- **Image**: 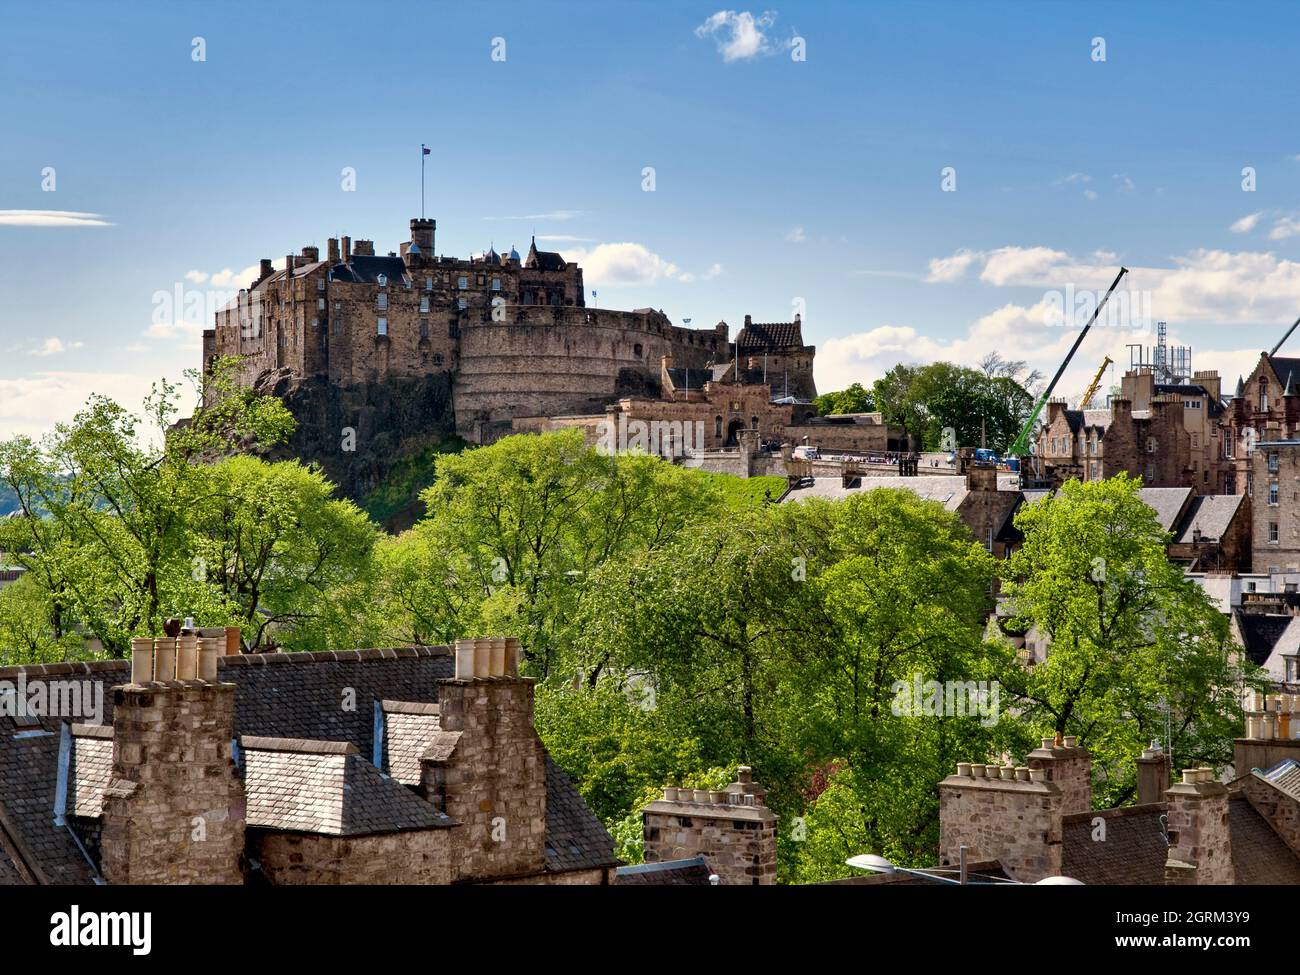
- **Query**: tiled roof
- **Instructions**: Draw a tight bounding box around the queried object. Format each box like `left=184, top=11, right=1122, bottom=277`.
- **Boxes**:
left=1138, top=486, right=1193, bottom=531
left=242, top=737, right=452, bottom=836
left=1061, top=805, right=1168, bottom=885
left=69, top=725, right=113, bottom=819
left=0, top=647, right=616, bottom=883
left=782, top=476, right=969, bottom=511
left=328, top=255, right=411, bottom=286
left=1233, top=611, right=1296, bottom=666
left=1229, top=793, right=1300, bottom=883
left=381, top=701, right=441, bottom=786
left=1173, top=493, right=1244, bottom=544
left=735, top=321, right=805, bottom=350
left=1261, top=759, right=1300, bottom=801
left=617, top=856, right=716, bottom=885
left=544, top=756, right=618, bottom=872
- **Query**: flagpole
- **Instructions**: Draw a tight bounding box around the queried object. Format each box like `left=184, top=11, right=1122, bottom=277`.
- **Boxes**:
left=421, top=144, right=425, bottom=219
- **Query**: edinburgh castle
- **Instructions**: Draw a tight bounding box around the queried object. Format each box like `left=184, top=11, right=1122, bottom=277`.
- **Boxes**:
left=203, top=216, right=817, bottom=449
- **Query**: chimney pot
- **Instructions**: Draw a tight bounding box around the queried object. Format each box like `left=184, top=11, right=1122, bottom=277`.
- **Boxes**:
left=970, top=763, right=987, bottom=778
left=489, top=637, right=507, bottom=677
left=130, top=637, right=154, bottom=684
left=1182, top=769, right=1198, bottom=785
left=153, top=638, right=176, bottom=682
left=198, top=636, right=221, bottom=680
left=454, top=638, right=475, bottom=680
left=956, top=762, right=972, bottom=777
left=663, top=787, right=678, bottom=801
left=176, top=634, right=198, bottom=680
left=1062, top=735, right=1078, bottom=748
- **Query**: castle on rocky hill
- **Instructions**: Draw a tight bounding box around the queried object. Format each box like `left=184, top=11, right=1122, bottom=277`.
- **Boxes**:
left=203, top=217, right=816, bottom=445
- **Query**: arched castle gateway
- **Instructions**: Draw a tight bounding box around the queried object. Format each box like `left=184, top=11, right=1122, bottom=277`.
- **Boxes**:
left=203, top=218, right=816, bottom=444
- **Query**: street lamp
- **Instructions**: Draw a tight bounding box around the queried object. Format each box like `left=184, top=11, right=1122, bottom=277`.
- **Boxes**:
left=846, top=845, right=1082, bottom=885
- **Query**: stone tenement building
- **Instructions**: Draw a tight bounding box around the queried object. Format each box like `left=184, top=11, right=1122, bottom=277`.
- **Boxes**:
left=0, top=635, right=624, bottom=885
left=203, top=217, right=814, bottom=445
left=935, top=735, right=1300, bottom=884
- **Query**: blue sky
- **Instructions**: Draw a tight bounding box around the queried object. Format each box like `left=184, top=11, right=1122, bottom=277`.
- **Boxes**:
left=4, top=0, right=1300, bottom=436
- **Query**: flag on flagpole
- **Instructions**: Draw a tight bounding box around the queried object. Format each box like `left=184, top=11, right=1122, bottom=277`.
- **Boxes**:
left=422, top=145, right=431, bottom=156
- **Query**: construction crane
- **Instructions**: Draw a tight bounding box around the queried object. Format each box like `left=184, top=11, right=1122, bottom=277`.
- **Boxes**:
left=1079, top=356, right=1113, bottom=409
left=1005, top=267, right=1130, bottom=461
left=1271, top=314, right=1300, bottom=356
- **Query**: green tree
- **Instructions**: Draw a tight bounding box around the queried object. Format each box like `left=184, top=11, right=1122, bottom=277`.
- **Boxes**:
left=814, top=382, right=876, bottom=416
left=0, top=360, right=294, bottom=654
left=997, top=475, right=1258, bottom=806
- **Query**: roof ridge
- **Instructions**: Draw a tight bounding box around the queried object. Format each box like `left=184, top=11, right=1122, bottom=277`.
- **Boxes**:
left=240, top=735, right=359, bottom=756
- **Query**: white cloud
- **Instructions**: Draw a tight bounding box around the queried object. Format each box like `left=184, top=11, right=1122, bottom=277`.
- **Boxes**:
left=1112, top=173, right=1136, bottom=193
left=679, top=263, right=723, bottom=283
left=1268, top=214, right=1300, bottom=241
left=0, top=371, right=176, bottom=440
left=0, top=210, right=112, bottom=227
left=785, top=226, right=806, bottom=243
left=556, top=243, right=721, bottom=286
left=27, top=337, right=84, bottom=357
left=695, top=9, right=779, bottom=62
left=181, top=263, right=262, bottom=289
left=925, top=248, right=978, bottom=283
left=536, top=235, right=593, bottom=243
left=485, top=210, right=587, bottom=222
left=1230, top=211, right=1263, bottom=234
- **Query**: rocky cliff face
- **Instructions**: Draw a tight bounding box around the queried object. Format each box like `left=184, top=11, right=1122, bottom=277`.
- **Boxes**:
left=253, top=369, right=458, bottom=526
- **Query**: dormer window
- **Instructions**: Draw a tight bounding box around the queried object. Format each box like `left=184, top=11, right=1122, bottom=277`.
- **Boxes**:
left=377, top=274, right=388, bottom=287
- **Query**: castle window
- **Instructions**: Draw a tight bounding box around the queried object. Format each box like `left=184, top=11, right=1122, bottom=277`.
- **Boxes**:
left=419, top=319, right=429, bottom=340
left=426, top=276, right=433, bottom=291
left=420, top=296, right=429, bottom=313
left=633, top=343, right=643, bottom=357
left=751, top=416, right=759, bottom=430
left=715, top=416, right=723, bottom=438
left=458, top=276, right=468, bottom=289
left=432, top=353, right=444, bottom=367
left=1270, top=522, right=1280, bottom=544
left=317, top=278, right=325, bottom=292
left=1270, top=483, right=1279, bottom=506
left=377, top=318, right=388, bottom=336
left=317, top=298, right=325, bottom=310
left=376, top=293, right=388, bottom=310
left=311, top=318, right=318, bottom=329
left=1270, top=452, right=1280, bottom=473
left=492, top=277, right=501, bottom=291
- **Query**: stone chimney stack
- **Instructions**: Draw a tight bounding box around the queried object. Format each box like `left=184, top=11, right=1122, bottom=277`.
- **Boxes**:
left=1026, top=735, right=1092, bottom=815
left=421, top=637, right=547, bottom=883
left=965, top=463, right=999, bottom=493
left=100, top=636, right=245, bottom=884
left=301, top=245, right=319, bottom=263
left=341, top=236, right=352, bottom=262
left=939, top=759, right=1063, bottom=883
left=641, top=767, right=778, bottom=885
left=353, top=239, right=375, bottom=257
left=327, top=238, right=340, bottom=264
left=256, top=258, right=274, bottom=285
left=1136, top=743, right=1171, bottom=805
left=1165, top=768, right=1233, bottom=885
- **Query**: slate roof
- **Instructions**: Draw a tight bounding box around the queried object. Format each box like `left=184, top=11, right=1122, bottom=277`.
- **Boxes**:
left=1155, top=384, right=1226, bottom=417
left=381, top=701, right=441, bottom=786
left=1061, top=805, right=1168, bottom=885
left=665, top=367, right=712, bottom=390
left=69, top=725, right=113, bottom=819
left=735, top=320, right=805, bottom=350
left=328, top=255, right=411, bottom=286
left=782, top=475, right=969, bottom=510
left=617, top=856, right=716, bottom=885
left=1260, top=758, right=1300, bottom=801
left=1138, top=486, right=1193, bottom=532
left=0, top=647, right=617, bottom=884
left=1233, top=611, right=1296, bottom=667
left=1173, top=493, right=1244, bottom=544
left=1228, top=793, right=1300, bottom=883
left=241, top=737, right=452, bottom=836
left=1268, top=355, right=1300, bottom=388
